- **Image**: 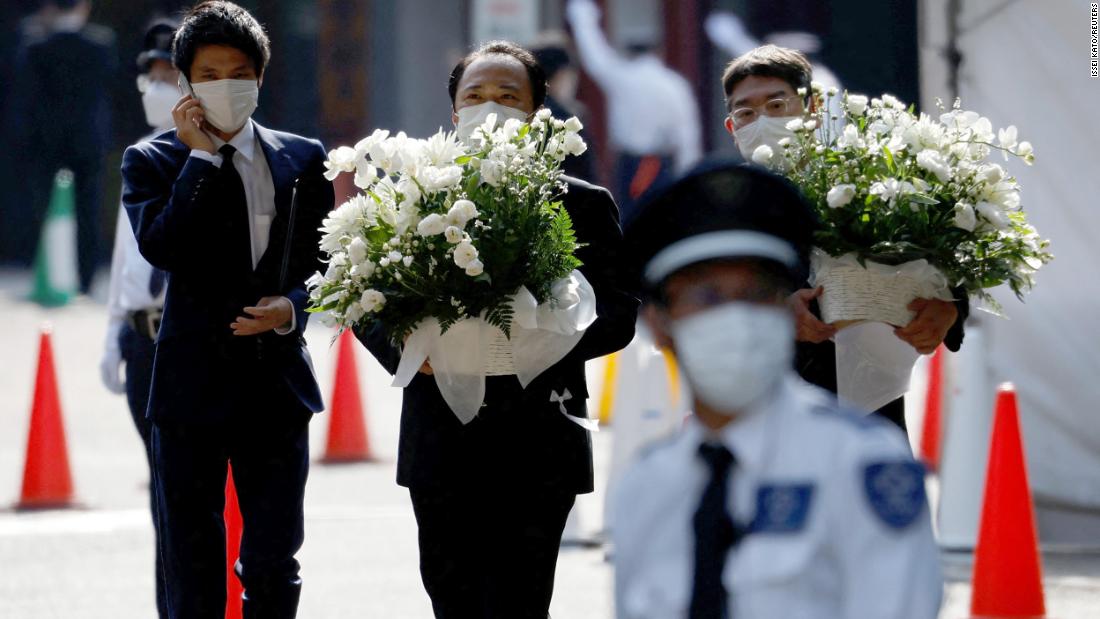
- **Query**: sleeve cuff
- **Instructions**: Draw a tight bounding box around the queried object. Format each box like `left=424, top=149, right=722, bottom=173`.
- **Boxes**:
left=274, top=296, right=296, bottom=335
left=190, top=149, right=223, bottom=168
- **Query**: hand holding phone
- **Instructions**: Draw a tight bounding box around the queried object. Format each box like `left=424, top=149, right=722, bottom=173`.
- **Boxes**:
left=173, top=75, right=216, bottom=154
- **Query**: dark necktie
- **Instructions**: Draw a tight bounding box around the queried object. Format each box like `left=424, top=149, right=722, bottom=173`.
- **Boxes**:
left=689, top=442, right=742, bottom=619
left=217, top=144, right=252, bottom=271
left=148, top=267, right=166, bottom=298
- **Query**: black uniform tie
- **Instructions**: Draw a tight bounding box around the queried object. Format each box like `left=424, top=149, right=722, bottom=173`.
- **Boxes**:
left=690, top=442, right=742, bottom=619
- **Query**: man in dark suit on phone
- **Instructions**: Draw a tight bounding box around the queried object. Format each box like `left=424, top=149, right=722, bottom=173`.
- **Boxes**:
left=359, top=41, right=638, bottom=619
left=120, top=3, right=333, bottom=617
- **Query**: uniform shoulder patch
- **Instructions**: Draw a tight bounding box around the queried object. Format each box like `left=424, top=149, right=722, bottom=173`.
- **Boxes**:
left=863, top=461, right=927, bottom=529
left=750, top=483, right=815, bottom=534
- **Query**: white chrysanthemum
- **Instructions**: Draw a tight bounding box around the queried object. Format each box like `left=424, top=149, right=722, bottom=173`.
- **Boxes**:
left=464, top=258, right=484, bottom=277
left=976, top=201, right=1010, bottom=230
left=501, top=117, right=524, bottom=141
left=751, top=144, right=774, bottom=165
left=420, top=165, right=464, bottom=193
left=915, top=149, right=951, bottom=183
left=846, top=94, right=869, bottom=116
left=826, top=184, right=857, bottom=208
left=417, top=213, right=447, bottom=237
left=564, top=116, right=583, bottom=132
left=563, top=132, right=587, bottom=157
left=344, top=303, right=365, bottom=324
left=444, top=226, right=464, bottom=244
left=480, top=159, right=504, bottom=187
left=953, top=201, right=977, bottom=231
left=447, top=200, right=479, bottom=227
left=347, top=237, right=369, bottom=266
left=360, top=289, right=386, bottom=313
left=394, top=202, right=420, bottom=235
left=421, top=129, right=465, bottom=166
left=837, top=124, right=862, bottom=149
left=452, top=241, right=479, bottom=268
left=319, top=195, right=373, bottom=253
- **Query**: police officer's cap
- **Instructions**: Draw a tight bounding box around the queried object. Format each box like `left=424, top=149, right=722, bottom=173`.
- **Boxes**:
left=625, top=159, right=818, bottom=290
left=136, top=20, right=178, bottom=71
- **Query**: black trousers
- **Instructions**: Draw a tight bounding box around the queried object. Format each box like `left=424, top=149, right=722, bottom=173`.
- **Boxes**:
left=152, top=373, right=310, bottom=619
left=409, top=482, right=576, bottom=619
left=118, top=323, right=167, bottom=618
left=26, top=153, right=104, bottom=292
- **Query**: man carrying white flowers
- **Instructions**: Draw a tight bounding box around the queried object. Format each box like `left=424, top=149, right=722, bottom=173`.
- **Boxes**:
left=356, top=41, right=638, bottom=618
left=719, top=44, right=968, bottom=432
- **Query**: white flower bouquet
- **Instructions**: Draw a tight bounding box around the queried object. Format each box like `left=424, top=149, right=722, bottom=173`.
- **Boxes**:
left=308, top=110, right=595, bottom=421
left=756, top=86, right=1052, bottom=326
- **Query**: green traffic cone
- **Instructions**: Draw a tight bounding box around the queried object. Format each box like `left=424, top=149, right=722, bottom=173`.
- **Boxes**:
left=29, top=169, right=79, bottom=307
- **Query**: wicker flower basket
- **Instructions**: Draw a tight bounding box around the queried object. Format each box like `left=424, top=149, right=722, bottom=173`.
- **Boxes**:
left=809, top=249, right=952, bottom=328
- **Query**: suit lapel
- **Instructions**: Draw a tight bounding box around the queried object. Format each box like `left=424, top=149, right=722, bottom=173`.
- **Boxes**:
left=253, top=122, right=296, bottom=282
left=254, top=122, right=294, bottom=216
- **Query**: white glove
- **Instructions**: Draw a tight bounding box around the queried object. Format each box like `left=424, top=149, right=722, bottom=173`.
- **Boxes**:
left=566, top=0, right=601, bottom=25
left=100, top=347, right=126, bottom=394
left=705, top=11, right=757, bottom=54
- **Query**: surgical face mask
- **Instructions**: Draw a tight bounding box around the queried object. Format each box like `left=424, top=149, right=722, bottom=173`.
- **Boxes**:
left=189, top=78, right=259, bottom=133
left=141, top=79, right=179, bottom=129
left=670, top=302, right=794, bottom=415
left=454, top=101, right=529, bottom=141
left=733, top=115, right=799, bottom=162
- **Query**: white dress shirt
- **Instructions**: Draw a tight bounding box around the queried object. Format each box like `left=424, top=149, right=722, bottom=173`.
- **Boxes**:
left=567, top=4, right=702, bottom=172
left=611, top=376, right=943, bottom=619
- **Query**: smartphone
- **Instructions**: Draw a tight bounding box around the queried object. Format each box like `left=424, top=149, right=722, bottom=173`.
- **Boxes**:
left=178, top=74, right=195, bottom=98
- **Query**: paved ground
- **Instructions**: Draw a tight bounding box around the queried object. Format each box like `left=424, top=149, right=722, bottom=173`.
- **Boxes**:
left=1, top=269, right=1097, bottom=618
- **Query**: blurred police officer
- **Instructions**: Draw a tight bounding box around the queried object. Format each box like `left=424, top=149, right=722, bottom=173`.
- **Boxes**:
left=15, top=0, right=116, bottom=291
left=614, top=162, right=942, bottom=618
left=99, top=19, right=177, bottom=618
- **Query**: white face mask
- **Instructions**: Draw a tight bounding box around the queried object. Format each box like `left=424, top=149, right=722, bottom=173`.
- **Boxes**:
left=142, top=80, right=179, bottom=130
left=671, top=303, right=794, bottom=415
left=454, top=101, right=529, bottom=141
left=190, top=78, right=259, bottom=133
left=733, top=115, right=799, bottom=162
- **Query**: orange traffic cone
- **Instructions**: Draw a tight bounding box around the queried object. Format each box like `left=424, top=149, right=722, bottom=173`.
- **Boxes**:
left=968, top=383, right=1046, bottom=618
left=919, top=346, right=946, bottom=472
left=322, top=329, right=372, bottom=462
left=226, top=465, right=243, bottom=619
left=17, top=327, right=75, bottom=509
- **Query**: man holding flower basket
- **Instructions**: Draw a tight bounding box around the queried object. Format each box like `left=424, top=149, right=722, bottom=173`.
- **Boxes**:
left=717, top=45, right=1049, bottom=428
left=312, top=41, right=637, bottom=617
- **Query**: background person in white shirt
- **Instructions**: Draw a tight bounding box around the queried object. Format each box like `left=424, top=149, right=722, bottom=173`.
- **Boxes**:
left=99, top=19, right=178, bottom=618
left=565, top=0, right=701, bottom=222
left=615, top=162, right=942, bottom=619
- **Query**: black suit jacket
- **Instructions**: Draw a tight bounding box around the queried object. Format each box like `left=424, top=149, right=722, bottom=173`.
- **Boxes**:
left=358, top=176, right=639, bottom=493
left=14, top=25, right=116, bottom=156
left=121, top=123, right=335, bottom=425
